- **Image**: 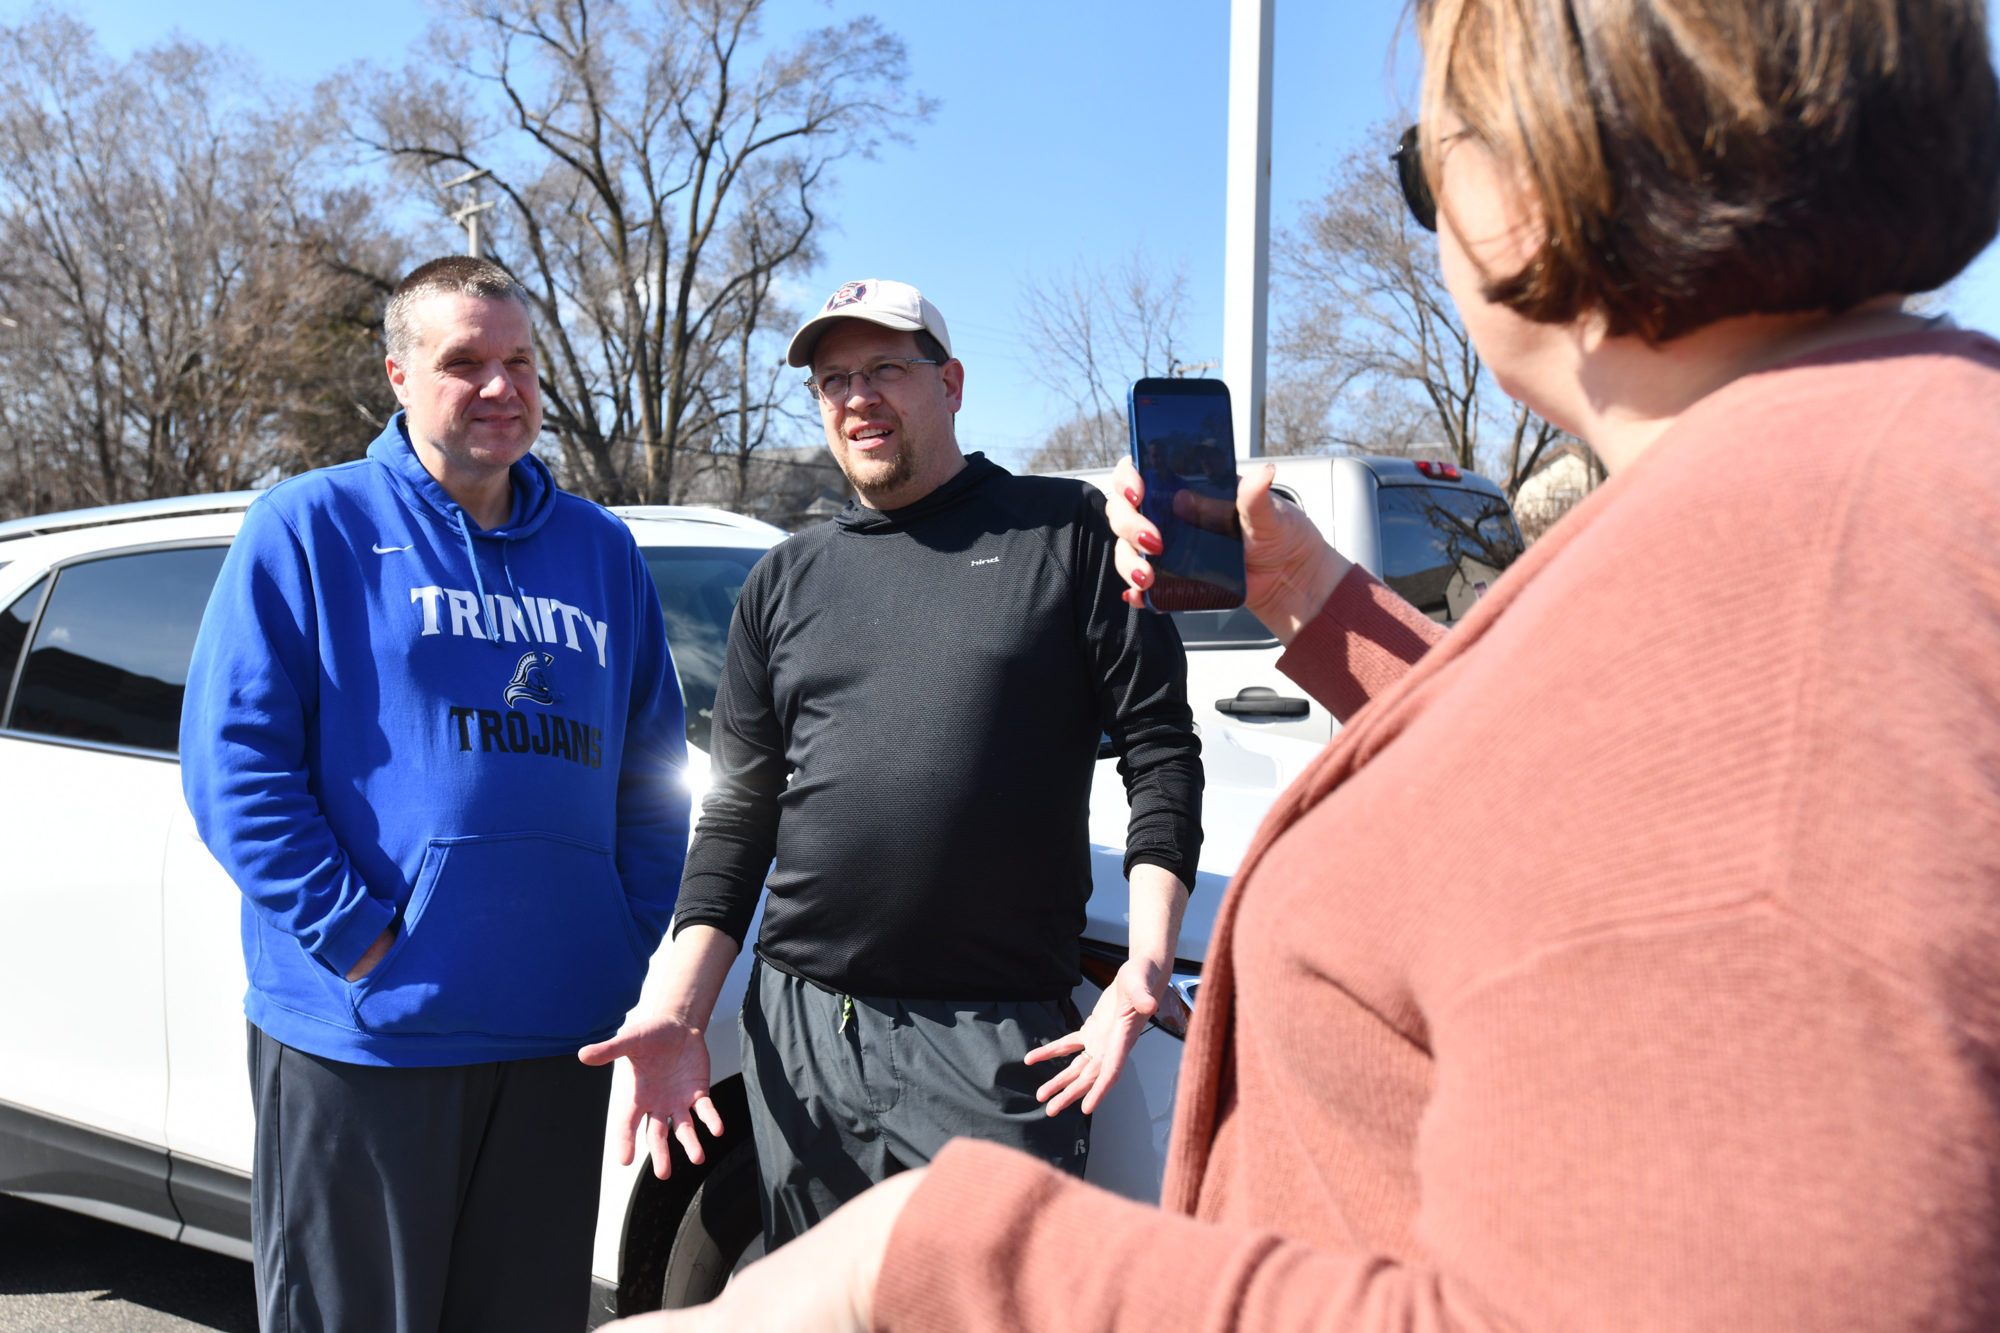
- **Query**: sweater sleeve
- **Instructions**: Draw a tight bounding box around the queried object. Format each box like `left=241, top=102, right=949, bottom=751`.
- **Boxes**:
left=1276, top=566, right=1443, bottom=723
left=878, top=911, right=1993, bottom=1333
left=613, top=536, right=690, bottom=948
left=178, top=499, right=394, bottom=977
left=877, top=1140, right=1385, bottom=1333
left=671, top=570, right=783, bottom=944
left=1074, top=486, right=1203, bottom=886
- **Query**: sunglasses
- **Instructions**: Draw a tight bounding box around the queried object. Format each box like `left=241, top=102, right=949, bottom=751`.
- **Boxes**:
left=1391, top=125, right=1438, bottom=232
left=1391, top=124, right=1475, bottom=233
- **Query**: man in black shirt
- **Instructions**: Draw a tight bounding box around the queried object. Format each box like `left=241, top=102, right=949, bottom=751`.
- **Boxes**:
left=581, top=279, right=1202, bottom=1248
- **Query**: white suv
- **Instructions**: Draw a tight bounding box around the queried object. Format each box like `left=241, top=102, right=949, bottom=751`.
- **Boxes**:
left=0, top=491, right=1313, bottom=1321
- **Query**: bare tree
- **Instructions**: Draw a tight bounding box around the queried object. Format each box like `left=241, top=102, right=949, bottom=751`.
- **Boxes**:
left=1021, top=253, right=1205, bottom=471
left=1274, top=123, right=1590, bottom=497
left=271, top=199, right=411, bottom=473
left=347, top=0, right=929, bottom=505
left=0, top=10, right=402, bottom=519
left=676, top=231, right=826, bottom=513
left=1025, top=408, right=1128, bottom=473
left=1261, top=372, right=1345, bottom=457
left=1512, top=439, right=1610, bottom=541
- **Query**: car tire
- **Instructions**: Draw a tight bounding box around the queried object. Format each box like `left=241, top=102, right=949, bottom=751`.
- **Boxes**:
left=658, top=1137, right=763, bottom=1309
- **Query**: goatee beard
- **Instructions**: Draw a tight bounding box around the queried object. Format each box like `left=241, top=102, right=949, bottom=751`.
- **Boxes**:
left=839, top=443, right=917, bottom=505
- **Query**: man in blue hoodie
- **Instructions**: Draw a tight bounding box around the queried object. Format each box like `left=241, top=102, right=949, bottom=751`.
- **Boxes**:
left=180, top=256, right=690, bottom=1332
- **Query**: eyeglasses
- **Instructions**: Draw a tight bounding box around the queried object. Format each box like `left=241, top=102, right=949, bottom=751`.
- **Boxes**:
left=1391, top=124, right=1439, bottom=232
left=804, top=356, right=940, bottom=402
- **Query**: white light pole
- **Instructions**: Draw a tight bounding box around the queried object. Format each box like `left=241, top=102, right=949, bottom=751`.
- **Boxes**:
left=443, top=167, right=496, bottom=258
left=1224, top=0, right=1274, bottom=458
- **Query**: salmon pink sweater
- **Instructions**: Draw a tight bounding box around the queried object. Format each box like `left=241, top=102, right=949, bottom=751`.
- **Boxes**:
left=873, top=330, right=2000, bottom=1332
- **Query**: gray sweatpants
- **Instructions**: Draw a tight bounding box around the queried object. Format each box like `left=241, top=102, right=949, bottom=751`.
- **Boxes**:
left=738, top=960, right=1091, bottom=1249
left=246, top=1023, right=611, bottom=1333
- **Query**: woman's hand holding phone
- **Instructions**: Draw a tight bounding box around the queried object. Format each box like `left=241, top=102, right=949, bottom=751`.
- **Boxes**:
left=1106, top=456, right=1353, bottom=646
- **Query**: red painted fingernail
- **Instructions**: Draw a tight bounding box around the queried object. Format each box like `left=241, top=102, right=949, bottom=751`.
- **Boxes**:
left=1124, top=487, right=1140, bottom=506
left=1137, top=531, right=1163, bottom=555
left=1134, top=566, right=1152, bottom=586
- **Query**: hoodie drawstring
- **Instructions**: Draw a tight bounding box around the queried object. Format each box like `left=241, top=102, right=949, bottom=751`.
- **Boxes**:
left=499, top=541, right=526, bottom=620
left=455, top=509, right=502, bottom=646
left=496, top=540, right=559, bottom=700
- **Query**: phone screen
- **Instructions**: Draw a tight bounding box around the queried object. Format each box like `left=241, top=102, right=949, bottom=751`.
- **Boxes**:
left=1128, top=378, right=1245, bottom=612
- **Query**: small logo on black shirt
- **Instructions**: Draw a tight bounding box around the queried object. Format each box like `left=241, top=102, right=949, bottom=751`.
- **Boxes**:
left=969, top=556, right=1000, bottom=567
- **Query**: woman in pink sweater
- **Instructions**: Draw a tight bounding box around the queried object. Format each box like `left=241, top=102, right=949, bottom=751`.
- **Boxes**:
left=618, top=1, right=2000, bottom=1329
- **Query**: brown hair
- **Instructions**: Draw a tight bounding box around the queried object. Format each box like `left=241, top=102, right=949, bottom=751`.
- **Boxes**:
left=1418, top=0, right=2000, bottom=342
left=384, top=257, right=534, bottom=363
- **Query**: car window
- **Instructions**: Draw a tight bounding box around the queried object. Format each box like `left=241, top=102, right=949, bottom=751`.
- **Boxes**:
left=1170, top=605, right=1278, bottom=650
left=1378, top=484, right=1525, bottom=625
left=9, top=546, right=228, bottom=752
left=641, top=546, right=769, bottom=752
left=0, top=575, right=49, bottom=717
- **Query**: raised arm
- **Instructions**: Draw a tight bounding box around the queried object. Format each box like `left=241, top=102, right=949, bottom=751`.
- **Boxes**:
left=1103, top=456, right=1346, bottom=644
left=1103, top=458, right=1441, bottom=722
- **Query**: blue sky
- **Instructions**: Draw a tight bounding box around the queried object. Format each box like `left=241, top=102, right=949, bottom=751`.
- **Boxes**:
left=46, top=0, right=2000, bottom=469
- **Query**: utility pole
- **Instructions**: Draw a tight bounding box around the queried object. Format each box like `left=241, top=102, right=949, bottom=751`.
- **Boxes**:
left=443, top=168, right=495, bottom=257
left=1224, top=0, right=1274, bottom=458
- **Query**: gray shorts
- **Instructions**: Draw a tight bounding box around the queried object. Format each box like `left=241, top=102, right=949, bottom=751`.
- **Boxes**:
left=738, top=960, right=1091, bottom=1248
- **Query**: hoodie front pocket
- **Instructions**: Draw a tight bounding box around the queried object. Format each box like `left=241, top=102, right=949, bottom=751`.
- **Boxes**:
left=349, top=831, right=649, bottom=1040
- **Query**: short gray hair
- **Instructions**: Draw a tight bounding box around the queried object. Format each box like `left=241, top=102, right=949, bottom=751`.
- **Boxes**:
left=384, top=257, right=534, bottom=363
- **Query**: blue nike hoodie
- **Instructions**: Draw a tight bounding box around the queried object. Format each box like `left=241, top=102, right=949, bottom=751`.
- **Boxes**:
left=180, top=416, right=689, bottom=1066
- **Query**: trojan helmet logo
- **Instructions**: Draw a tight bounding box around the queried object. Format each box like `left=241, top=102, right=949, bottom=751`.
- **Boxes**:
left=826, top=280, right=869, bottom=311
left=503, top=651, right=558, bottom=709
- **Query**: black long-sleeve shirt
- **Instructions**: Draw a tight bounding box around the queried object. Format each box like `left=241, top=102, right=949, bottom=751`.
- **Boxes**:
left=674, top=454, right=1203, bottom=999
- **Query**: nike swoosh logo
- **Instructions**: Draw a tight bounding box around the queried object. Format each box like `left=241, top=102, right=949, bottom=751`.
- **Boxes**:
left=372, top=543, right=413, bottom=554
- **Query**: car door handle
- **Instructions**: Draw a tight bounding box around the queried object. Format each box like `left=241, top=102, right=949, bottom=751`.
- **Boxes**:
left=1214, top=687, right=1310, bottom=719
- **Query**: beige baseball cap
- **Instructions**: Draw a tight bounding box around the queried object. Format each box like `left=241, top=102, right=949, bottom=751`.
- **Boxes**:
left=786, top=278, right=953, bottom=368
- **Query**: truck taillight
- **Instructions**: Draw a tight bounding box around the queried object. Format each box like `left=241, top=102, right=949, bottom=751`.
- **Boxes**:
left=1415, top=460, right=1462, bottom=481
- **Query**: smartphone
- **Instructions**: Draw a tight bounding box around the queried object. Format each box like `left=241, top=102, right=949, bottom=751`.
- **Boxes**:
left=1128, top=377, right=1245, bottom=612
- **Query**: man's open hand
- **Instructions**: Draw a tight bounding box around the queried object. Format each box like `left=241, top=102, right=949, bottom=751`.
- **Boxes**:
left=1025, top=957, right=1162, bottom=1117
left=579, top=1016, right=723, bottom=1179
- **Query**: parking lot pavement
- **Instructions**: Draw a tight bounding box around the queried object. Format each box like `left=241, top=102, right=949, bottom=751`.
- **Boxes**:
left=0, top=1194, right=255, bottom=1332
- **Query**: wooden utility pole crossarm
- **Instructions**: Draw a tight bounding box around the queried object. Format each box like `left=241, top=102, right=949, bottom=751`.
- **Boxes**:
left=442, top=167, right=495, bottom=257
